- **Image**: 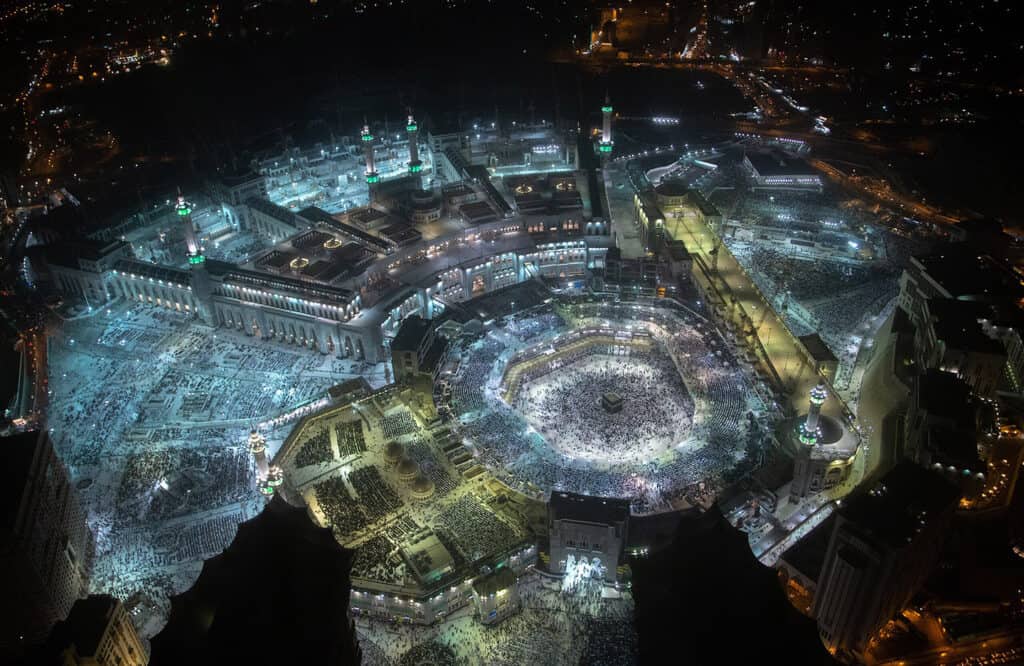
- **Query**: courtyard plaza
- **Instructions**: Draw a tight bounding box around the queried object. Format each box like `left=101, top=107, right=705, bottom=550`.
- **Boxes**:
left=46, top=299, right=388, bottom=637
left=441, top=302, right=770, bottom=515
left=277, top=386, right=542, bottom=608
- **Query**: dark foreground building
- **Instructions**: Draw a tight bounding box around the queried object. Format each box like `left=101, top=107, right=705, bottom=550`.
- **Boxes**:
left=1, top=431, right=95, bottom=658
left=149, top=495, right=361, bottom=665
left=632, top=506, right=833, bottom=665
left=39, top=594, right=146, bottom=666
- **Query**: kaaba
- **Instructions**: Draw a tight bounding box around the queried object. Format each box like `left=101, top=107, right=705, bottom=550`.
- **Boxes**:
left=601, top=391, right=624, bottom=413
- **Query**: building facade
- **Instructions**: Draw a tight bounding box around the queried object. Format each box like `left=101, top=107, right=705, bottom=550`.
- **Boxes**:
left=47, top=595, right=147, bottom=666
left=813, top=463, right=959, bottom=659
left=1, top=431, right=95, bottom=654
left=548, top=492, right=630, bottom=583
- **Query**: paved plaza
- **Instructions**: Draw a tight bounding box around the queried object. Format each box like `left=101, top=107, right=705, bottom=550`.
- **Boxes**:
left=47, top=300, right=387, bottom=636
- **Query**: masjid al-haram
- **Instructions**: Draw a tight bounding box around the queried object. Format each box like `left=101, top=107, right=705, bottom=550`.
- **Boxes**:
left=15, top=92, right=932, bottom=663
left=9, top=1, right=1024, bottom=663
left=26, top=121, right=878, bottom=661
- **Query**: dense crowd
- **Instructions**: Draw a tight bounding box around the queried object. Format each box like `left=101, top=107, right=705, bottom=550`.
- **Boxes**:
left=444, top=305, right=766, bottom=512
left=295, top=428, right=333, bottom=467
left=315, top=476, right=369, bottom=534
left=405, top=440, right=458, bottom=497
left=336, top=420, right=368, bottom=457
left=732, top=243, right=898, bottom=365
left=350, top=465, right=404, bottom=521
left=380, top=411, right=418, bottom=439
left=514, top=349, right=693, bottom=463
left=504, top=313, right=565, bottom=342
left=357, top=570, right=638, bottom=665
left=352, top=535, right=404, bottom=584
left=434, top=496, right=521, bottom=562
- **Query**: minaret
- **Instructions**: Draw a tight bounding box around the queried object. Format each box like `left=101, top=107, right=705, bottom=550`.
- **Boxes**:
left=175, top=192, right=214, bottom=324
left=248, top=428, right=269, bottom=479
left=797, top=382, right=829, bottom=445
left=599, top=92, right=614, bottom=155
left=361, top=121, right=379, bottom=190
left=175, top=193, right=202, bottom=264
left=406, top=110, right=422, bottom=176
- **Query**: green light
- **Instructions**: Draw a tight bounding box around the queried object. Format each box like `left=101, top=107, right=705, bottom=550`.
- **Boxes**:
left=601, top=105, right=613, bottom=113
left=797, top=424, right=818, bottom=445
left=406, top=124, right=417, bottom=132
left=599, top=143, right=613, bottom=153
left=409, top=163, right=422, bottom=173
left=361, top=134, right=374, bottom=142
left=188, top=254, right=205, bottom=265
left=366, top=174, right=380, bottom=184
left=176, top=206, right=191, bottom=217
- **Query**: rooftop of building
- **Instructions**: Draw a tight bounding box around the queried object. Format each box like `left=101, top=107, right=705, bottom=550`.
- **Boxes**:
left=391, top=315, right=432, bottom=353
left=687, top=189, right=721, bottom=218
left=419, top=336, right=448, bottom=374
left=44, top=238, right=130, bottom=269
left=799, top=333, right=839, bottom=364
left=113, top=259, right=190, bottom=284
left=213, top=260, right=355, bottom=303
left=46, top=594, right=119, bottom=658
left=744, top=151, right=818, bottom=177
left=923, top=426, right=983, bottom=472
left=912, top=246, right=1024, bottom=302
left=549, top=491, right=630, bottom=525
left=927, top=299, right=1005, bottom=356
left=297, top=206, right=391, bottom=253
left=653, top=181, right=691, bottom=198
left=245, top=196, right=299, bottom=225
left=838, top=461, right=960, bottom=551
left=781, top=513, right=837, bottom=584
left=460, top=201, right=499, bottom=224
left=636, top=190, right=664, bottom=223
left=916, top=368, right=977, bottom=424
left=219, top=168, right=264, bottom=188
left=472, top=567, right=517, bottom=597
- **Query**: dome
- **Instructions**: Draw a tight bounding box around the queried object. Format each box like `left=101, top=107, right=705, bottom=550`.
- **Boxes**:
left=384, top=441, right=404, bottom=464
left=397, top=457, right=419, bottom=480
left=410, top=473, right=435, bottom=499
left=411, top=189, right=436, bottom=206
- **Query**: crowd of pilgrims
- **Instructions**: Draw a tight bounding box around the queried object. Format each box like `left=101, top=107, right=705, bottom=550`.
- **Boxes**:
left=358, top=569, right=637, bottom=665
left=730, top=241, right=898, bottom=369
left=435, top=495, right=521, bottom=562
left=441, top=303, right=767, bottom=513
left=513, top=347, right=693, bottom=461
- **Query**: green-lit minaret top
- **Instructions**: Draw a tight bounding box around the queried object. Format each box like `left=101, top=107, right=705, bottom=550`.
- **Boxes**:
left=600, top=92, right=614, bottom=155
left=175, top=193, right=204, bottom=264
left=407, top=110, right=422, bottom=176
left=361, top=123, right=379, bottom=185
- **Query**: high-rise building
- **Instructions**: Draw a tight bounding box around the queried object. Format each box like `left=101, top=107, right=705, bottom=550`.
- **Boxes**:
left=44, top=594, right=147, bottom=666
left=0, top=431, right=95, bottom=656
left=813, top=462, right=960, bottom=659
